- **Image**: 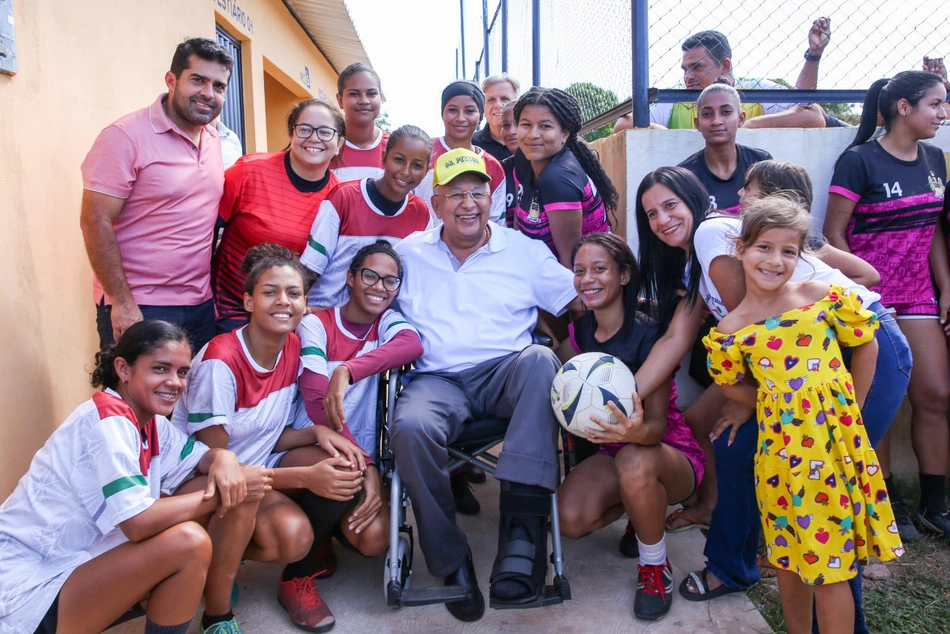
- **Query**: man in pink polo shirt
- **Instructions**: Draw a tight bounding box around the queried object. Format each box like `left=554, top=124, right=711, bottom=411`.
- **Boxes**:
left=80, top=37, right=232, bottom=353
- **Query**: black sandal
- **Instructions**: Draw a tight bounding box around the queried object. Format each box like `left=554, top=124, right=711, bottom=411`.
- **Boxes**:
left=678, top=568, right=743, bottom=602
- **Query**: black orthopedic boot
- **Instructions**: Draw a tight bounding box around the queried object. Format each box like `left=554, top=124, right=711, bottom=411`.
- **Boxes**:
left=490, top=481, right=551, bottom=607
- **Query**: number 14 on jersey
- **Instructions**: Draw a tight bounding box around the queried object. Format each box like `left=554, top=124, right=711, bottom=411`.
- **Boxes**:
left=883, top=182, right=902, bottom=198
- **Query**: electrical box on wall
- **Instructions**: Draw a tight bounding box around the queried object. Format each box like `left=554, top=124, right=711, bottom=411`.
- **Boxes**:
left=0, top=0, right=17, bottom=76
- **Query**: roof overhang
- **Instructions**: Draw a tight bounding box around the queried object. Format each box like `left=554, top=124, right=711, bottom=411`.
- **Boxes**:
left=282, top=0, right=372, bottom=74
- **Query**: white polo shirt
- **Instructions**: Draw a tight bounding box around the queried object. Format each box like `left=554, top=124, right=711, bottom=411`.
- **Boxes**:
left=394, top=225, right=576, bottom=373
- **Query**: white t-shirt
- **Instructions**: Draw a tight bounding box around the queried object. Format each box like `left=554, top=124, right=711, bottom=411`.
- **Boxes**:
left=216, top=120, right=244, bottom=169
left=295, top=307, right=417, bottom=460
left=693, top=215, right=882, bottom=321
left=394, top=225, right=576, bottom=373
left=173, top=328, right=300, bottom=466
left=0, top=390, right=207, bottom=632
left=650, top=77, right=796, bottom=127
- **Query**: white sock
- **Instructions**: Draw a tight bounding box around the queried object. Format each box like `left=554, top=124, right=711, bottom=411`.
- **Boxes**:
left=637, top=535, right=667, bottom=566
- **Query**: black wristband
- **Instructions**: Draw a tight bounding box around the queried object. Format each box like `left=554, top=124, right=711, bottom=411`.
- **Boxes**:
left=804, top=50, right=822, bottom=62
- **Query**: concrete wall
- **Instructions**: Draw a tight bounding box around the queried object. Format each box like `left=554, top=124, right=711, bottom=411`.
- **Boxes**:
left=0, top=0, right=344, bottom=498
left=608, top=126, right=950, bottom=479
left=611, top=126, right=950, bottom=256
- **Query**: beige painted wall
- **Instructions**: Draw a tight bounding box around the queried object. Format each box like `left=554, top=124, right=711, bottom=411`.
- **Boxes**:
left=216, top=0, right=338, bottom=153
left=263, top=66, right=309, bottom=153
left=0, top=0, right=345, bottom=498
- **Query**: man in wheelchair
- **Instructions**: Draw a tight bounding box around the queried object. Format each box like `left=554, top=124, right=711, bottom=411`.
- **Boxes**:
left=391, top=148, right=581, bottom=621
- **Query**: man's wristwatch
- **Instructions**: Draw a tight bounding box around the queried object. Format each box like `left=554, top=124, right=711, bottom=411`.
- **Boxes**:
left=804, top=50, right=822, bottom=62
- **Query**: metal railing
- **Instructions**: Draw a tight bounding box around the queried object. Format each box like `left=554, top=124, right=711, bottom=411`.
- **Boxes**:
left=458, top=0, right=948, bottom=131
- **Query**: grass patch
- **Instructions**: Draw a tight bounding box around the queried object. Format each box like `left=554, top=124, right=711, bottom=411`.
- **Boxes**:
left=747, top=477, right=950, bottom=633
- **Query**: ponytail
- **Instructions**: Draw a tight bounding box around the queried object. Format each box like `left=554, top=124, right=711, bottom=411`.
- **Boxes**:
left=843, top=71, right=944, bottom=158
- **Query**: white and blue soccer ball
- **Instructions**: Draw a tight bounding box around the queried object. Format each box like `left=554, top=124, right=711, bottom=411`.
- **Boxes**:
left=550, top=352, right=637, bottom=438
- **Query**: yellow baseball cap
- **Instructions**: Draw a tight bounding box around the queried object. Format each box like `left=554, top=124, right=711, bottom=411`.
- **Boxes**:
left=432, top=148, right=492, bottom=187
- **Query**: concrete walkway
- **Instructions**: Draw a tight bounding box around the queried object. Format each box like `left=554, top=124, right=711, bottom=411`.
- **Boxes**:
left=113, top=481, right=770, bottom=634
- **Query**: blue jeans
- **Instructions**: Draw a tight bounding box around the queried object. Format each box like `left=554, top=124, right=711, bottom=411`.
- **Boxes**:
left=96, top=298, right=216, bottom=355
left=859, top=305, right=913, bottom=447
left=705, top=302, right=912, bottom=634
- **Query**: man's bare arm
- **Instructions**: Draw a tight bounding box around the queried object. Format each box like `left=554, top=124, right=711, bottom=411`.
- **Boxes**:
left=79, top=189, right=142, bottom=340
left=795, top=17, right=831, bottom=90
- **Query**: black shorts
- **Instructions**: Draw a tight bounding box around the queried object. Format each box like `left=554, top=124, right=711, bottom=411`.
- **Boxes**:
left=34, top=591, right=146, bottom=633
left=33, top=592, right=59, bottom=634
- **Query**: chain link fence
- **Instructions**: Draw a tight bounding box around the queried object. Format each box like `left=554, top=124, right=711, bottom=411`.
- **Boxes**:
left=460, top=0, right=948, bottom=131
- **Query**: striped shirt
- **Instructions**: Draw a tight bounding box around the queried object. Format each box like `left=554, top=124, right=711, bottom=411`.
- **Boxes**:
left=297, top=308, right=418, bottom=460
left=213, top=152, right=339, bottom=326
left=329, top=130, right=388, bottom=183
left=301, top=178, right=431, bottom=307
left=0, top=390, right=206, bottom=632
left=173, top=329, right=301, bottom=466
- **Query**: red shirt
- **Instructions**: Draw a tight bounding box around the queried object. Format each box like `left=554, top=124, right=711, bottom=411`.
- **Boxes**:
left=213, top=152, right=339, bottom=324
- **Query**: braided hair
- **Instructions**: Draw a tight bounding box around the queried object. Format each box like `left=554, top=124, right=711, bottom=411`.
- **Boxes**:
left=513, top=87, right=619, bottom=213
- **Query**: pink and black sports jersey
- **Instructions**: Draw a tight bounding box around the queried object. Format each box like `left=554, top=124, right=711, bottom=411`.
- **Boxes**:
left=512, top=147, right=610, bottom=261
left=568, top=311, right=705, bottom=487
left=678, top=145, right=772, bottom=215
left=830, top=140, right=947, bottom=315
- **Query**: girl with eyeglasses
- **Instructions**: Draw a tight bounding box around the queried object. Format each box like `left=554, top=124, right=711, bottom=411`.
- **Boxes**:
left=212, top=99, right=345, bottom=333
left=301, top=125, right=433, bottom=310
left=288, top=240, right=423, bottom=623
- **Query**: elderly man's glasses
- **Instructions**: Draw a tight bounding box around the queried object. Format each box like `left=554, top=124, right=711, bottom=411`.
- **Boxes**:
left=436, top=191, right=490, bottom=205
left=352, top=267, right=401, bottom=291
left=292, top=124, right=339, bottom=141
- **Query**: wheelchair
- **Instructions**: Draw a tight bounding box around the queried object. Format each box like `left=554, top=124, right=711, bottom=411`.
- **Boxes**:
left=377, top=362, right=572, bottom=610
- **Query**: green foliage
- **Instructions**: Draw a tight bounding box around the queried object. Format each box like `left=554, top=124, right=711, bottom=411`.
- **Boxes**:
left=565, top=82, right=618, bottom=142
left=375, top=110, right=392, bottom=134
left=820, top=102, right=860, bottom=125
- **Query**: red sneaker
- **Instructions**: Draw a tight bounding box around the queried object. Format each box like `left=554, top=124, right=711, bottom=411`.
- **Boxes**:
left=312, top=537, right=337, bottom=579
left=634, top=558, right=674, bottom=621
left=278, top=571, right=335, bottom=632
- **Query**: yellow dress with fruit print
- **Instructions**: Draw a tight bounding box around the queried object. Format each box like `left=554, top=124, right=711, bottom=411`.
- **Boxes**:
left=703, top=285, right=902, bottom=585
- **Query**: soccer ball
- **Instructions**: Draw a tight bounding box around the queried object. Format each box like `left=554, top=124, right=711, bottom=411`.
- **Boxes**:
left=550, top=352, right=637, bottom=438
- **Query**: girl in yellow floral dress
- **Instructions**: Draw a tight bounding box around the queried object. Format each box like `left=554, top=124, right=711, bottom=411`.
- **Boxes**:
left=703, top=197, right=902, bottom=634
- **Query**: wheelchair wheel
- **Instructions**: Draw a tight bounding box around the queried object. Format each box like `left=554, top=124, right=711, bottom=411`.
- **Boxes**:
left=384, top=534, right=412, bottom=607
